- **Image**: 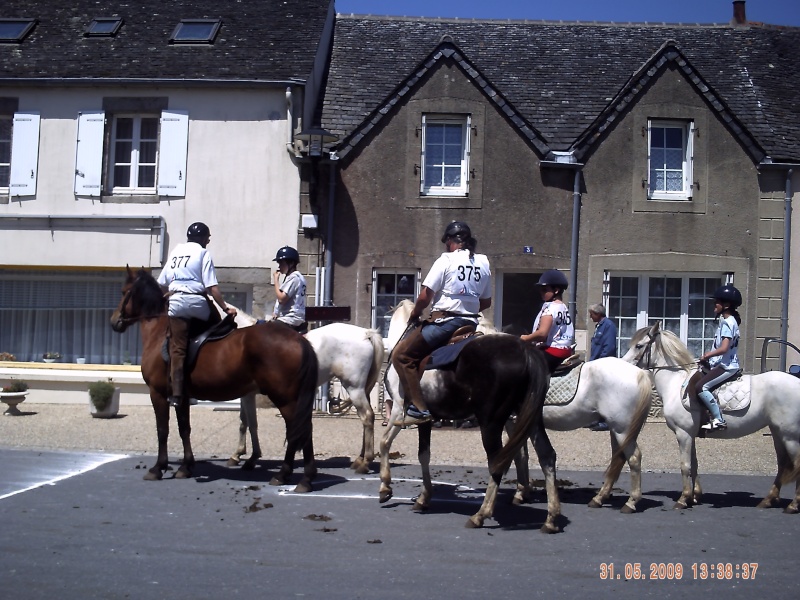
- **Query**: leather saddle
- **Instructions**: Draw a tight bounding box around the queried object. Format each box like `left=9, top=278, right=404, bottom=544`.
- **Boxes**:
left=422, top=325, right=482, bottom=371
left=162, top=313, right=238, bottom=371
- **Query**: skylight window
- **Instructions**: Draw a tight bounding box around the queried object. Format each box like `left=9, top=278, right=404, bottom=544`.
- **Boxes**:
left=170, top=19, right=221, bottom=44
left=0, top=19, right=36, bottom=43
left=86, top=17, right=123, bottom=37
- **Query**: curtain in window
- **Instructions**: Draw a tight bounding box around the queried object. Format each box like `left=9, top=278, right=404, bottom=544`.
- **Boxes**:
left=0, top=270, right=141, bottom=364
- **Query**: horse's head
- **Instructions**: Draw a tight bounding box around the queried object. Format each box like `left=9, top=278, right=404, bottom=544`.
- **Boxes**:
left=621, top=322, right=661, bottom=368
left=622, top=322, right=694, bottom=372
left=110, top=266, right=165, bottom=332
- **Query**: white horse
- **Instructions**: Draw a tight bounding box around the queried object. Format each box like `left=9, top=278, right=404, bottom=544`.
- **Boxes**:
left=383, top=300, right=652, bottom=514
left=622, top=322, right=800, bottom=512
left=232, top=310, right=385, bottom=473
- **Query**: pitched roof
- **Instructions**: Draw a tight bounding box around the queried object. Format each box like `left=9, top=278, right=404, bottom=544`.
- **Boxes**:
left=0, top=0, right=333, bottom=84
left=321, top=16, right=800, bottom=162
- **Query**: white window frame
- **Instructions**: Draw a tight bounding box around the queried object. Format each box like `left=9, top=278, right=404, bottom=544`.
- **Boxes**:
left=371, top=268, right=420, bottom=340
left=1, top=112, right=41, bottom=196
left=109, top=114, right=159, bottom=194
left=0, top=115, right=10, bottom=192
left=420, top=114, right=471, bottom=197
left=608, top=272, right=729, bottom=357
left=647, top=119, right=694, bottom=200
left=74, top=109, right=188, bottom=197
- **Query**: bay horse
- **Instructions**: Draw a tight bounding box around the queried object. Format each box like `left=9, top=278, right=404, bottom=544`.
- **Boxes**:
left=623, top=322, right=800, bottom=512
left=382, top=319, right=560, bottom=531
left=110, top=267, right=319, bottom=492
left=386, top=300, right=652, bottom=513
left=232, top=313, right=385, bottom=474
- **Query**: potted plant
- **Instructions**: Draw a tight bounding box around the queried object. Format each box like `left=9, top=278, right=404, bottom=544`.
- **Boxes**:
left=43, top=351, right=62, bottom=363
left=1, top=380, right=29, bottom=416
left=88, top=380, right=120, bottom=418
left=0, top=352, right=17, bottom=362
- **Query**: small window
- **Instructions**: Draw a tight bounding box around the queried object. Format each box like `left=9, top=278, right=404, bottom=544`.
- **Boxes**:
left=86, top=17, right=123, bottom=37
left=420, top=114, right=471, bottom=196
left=170, top=19, right=221, bottom=44
left=647, top=119, right=694, bottom=200
left=0, top=19, right=36, bottom=43
left=372, top=269, right=419, bottom=339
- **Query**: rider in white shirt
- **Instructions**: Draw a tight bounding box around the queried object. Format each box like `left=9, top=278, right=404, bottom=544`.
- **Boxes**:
left=271, top=246, right=307, bottom=334
left=157, top=222, right=236, bottom=407
left=696, top=284, right=742, bottom=431
left=392, top=221, right=492, bottom=423
left=521, top=269, right=575, bottom=373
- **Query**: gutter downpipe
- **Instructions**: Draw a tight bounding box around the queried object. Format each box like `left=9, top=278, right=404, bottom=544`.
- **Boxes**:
left=781, top=169, right=793, bottom=370
left=324, top=153, right=339, bottom=307
left=569, top=168, right=582, bottom=325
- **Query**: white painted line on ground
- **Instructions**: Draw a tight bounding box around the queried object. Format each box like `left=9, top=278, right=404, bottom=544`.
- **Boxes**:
left=274, top=476, right=483, bottom=503
left=0, top=453, right=128, bottom=500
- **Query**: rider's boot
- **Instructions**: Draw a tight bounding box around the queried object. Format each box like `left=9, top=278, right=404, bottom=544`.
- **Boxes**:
left=168, top=317, right=190, bottom=408
left=392, top=325, right=433, bottom=425
left=698, top=390, right=726, bottom=430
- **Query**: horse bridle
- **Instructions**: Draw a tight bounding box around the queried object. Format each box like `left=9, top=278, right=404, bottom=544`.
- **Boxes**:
left=631, top=328, right=699, bottom=373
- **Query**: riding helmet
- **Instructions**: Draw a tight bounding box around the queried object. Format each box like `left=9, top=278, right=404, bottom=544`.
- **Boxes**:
left=187, top=222, right=210, bottom=246
left=274, top=246, right=300, bottom=263
left=441, top=221, right=471, bottom=243
left=537, top=269, right=569, bottom=289
left=713, top=284, right=742, bottom=308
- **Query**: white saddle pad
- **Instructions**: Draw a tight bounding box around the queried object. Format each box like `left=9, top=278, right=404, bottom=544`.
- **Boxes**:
left=545, top=364, right=582, bottom=406
left=681, top=373, right=751, bottom=412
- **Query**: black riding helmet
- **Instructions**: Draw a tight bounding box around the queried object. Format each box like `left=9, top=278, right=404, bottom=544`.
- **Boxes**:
left=713, top=284, right=742, bottom=308
left=274, top=246, right=300, bottom=263
left=441, top=221, right=471, bottom=243
left=537, top=269, right=569, bottom=289
left=187, top=222, right=210, bottom=247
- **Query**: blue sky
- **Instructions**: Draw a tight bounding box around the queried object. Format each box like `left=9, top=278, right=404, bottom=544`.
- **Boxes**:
left=335, top=1, right=800, bottom=27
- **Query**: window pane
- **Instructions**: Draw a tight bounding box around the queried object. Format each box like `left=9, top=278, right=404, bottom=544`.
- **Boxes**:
left=115, top=140, right=132, bottom=161
left=651, top=128, right=664, bottom=146
left=140, top=118, right=159, bottom=139
left=377, top=274, right=396, bottom=294
left=665, top=148, right=683, bottom=169
left=664, top=128, right=683, bottom=147
left=444, top=124, right=462, bottom=143
left=0, top=142, right=10, bottom=164
left=444, top=144, right=462, bottom=163
left=443, top=167, right=461, bottom=186
left=115, top=118, right=133, bottom=139
left=397, top=274, right=414, bottom=295
left=687, top=339, right=703, bottom=358
left=139, top=140, right=157, bottom=163
left=114, top=165, right=131, bottom=187
left=665, top=278, right=682, bottom=297
left=426, top=124, right=444, bottom=144
left=0, top=165, right=9, bottom=187
left=138, top=165, right=156, bottom=188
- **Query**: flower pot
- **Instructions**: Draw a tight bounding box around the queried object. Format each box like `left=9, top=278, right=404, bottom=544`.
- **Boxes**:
left=89, top=387, right=120, bottom=418
left=0, top=391, right=28, bottom=416
left=43, top=358, right=56, bottom=363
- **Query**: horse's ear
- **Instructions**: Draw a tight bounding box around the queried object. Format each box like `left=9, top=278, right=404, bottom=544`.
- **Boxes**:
left=126, top=264, right=132, bottom=276
left=652, top=321, right=661, bottom=334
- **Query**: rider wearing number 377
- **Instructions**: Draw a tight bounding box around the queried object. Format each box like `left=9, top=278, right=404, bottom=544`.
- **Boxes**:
left=392, top=221, right=492, bottom=424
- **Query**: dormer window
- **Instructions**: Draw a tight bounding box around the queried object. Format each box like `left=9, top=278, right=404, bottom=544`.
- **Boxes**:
left=86, top=17, right=123, bottom=37
left=0, top=19, right=36, bottom=43
left=170, top=19, right=221, bottom=44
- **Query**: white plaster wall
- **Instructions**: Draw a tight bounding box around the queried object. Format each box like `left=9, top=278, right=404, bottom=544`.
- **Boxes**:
left=788, top=171, right=800, bottom=356
left=0, top=86, right=301, bottom=270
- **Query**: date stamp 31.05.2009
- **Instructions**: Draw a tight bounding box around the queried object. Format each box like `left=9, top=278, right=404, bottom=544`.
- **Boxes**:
left=599, top=562, right=759, bottom=581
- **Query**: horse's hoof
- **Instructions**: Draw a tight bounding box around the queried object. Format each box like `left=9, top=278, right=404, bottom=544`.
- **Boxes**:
left=379, top=489, right=393, bottom=504
left=512, top=496, right=524, bottom=506
left=673, top=500, right=689, bottom=510
left=756, top=498, right=777, bottom=509
left=465, top=516, right=483, bottom=528
left=353, top=462, right=370, bottom=475
left=620, top=504, right=636, bottom=514
left=175, top=467, right=192, bottom=479
left=226, top=458, right=240, bottom=467
left=588, top=498, right=603, bottom=508
left=782, top=505, right=798, bottom=514
left=269, top=476, right=286, bottom=486
left=412, top=501, right=428, bottom=513
left=540, top=522, right=561, bottom=534
left=242, top=459, right=257, bottom=472
left=143, top=469, right=163, bottom=481
left=294, top=480, right=313, bottom=494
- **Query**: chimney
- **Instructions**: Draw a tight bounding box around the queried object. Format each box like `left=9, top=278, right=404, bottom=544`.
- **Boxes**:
left=732, top=1, right=747, bottom=26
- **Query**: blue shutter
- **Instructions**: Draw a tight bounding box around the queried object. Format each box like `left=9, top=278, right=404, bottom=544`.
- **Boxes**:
left=9, top=112, right=40, bottom=197
left=157, top=110, right=189, bottom=196
left=74, top=111, right=105, bottom=196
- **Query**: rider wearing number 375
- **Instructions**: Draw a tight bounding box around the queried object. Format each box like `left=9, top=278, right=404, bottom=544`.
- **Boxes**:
left=392, top=221, right=492, bottom=424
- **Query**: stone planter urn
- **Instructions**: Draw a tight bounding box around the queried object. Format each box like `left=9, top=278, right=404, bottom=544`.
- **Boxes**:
left=88, top=383, right=120, bottom=418
left=0, top=391, right=28, bottom=416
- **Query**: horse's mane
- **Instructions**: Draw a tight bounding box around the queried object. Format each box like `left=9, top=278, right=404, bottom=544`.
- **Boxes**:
left=133, top=269, right=167, bottom=316
left=655, top=328, right=696, bottom=372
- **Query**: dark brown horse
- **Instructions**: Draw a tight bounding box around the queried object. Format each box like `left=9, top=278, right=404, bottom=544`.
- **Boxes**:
left=110, top=267, right=319, bottom=492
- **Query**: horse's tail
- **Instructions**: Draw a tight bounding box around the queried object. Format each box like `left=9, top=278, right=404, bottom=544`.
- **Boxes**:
left=285, top=337, right=319, bottom=451
left=365, top=329, right=385, bottom=395
left=603, top=368, right=653, bottom=483
left=491, top=344, right=550, bottom=475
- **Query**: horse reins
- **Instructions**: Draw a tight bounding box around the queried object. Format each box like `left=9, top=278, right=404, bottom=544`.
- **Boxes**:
left=634, top=331, right=700, bottom=373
